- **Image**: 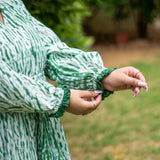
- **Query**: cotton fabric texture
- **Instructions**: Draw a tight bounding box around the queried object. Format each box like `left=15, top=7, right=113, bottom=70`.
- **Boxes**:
left=0, top=0, right=115, bottom=159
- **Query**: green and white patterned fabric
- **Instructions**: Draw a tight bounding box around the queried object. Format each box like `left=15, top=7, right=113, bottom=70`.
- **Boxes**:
left=0, top=0, right=115, bottom=159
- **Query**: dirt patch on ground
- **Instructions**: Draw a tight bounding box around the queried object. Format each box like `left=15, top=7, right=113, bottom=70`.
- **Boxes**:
left=91, top=40, right=160, bottom=68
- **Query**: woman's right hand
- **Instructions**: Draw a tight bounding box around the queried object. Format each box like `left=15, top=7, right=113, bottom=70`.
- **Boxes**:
left=66, top=90, right=102, bottom=115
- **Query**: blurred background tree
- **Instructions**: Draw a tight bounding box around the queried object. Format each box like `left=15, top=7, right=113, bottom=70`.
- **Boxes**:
left=84, top=0, right=160, bottom=39
left=130, top=0, right=160, bottom=38
left=23, top=0, right=160, bottom=47
left=23, top=0, right=94, bottom=50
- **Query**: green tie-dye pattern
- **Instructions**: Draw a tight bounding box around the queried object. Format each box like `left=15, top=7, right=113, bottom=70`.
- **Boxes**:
left=0, top=0, right=115, bottom=159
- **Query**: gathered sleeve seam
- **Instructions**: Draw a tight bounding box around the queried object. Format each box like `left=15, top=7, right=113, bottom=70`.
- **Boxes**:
left=49, top=85, right=71, bottom=118
left=96, top=67, right=117, bottom=100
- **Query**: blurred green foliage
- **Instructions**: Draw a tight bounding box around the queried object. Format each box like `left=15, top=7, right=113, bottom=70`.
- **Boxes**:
left=23, top=0, right=94, bottom=50
left=130, top=0, right=160, bottom=38
left=23, top=0, right=160, bottom=46
left=86, top=0, right=129, bottom=20
left=86, top=0, right=160, bottom=38
left=86, top=0, right=160, bottom=22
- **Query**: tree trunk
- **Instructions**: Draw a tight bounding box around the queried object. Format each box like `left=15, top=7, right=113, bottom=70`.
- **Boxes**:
left=137, top=11, right=148, bottom=38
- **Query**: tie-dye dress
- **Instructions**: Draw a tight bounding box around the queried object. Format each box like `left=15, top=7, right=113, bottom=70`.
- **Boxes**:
left=0, top=0, right=115, bottom=159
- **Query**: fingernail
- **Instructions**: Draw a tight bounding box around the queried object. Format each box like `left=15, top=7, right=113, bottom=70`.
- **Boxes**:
left=138, top=81, right=147, bottom=87
left=146, top=86, right=148, bottom=92
left=133, top=91, right=138, bottom=98
left=133, top=92, right=135, bottom=98
left=94, top=90, right=103, bottom=94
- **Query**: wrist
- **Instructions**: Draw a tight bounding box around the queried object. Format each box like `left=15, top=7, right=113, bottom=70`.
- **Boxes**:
left=101, top=73, right=113, bottom=91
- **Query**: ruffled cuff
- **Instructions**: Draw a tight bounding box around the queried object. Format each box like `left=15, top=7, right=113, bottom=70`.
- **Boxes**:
left=96, top=67, right=117, bottom=100
left=49, top=85, right=71, bottom=118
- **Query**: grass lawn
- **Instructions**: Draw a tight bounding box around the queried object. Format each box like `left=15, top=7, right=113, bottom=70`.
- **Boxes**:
left=61, top=53, right=160, bottom=160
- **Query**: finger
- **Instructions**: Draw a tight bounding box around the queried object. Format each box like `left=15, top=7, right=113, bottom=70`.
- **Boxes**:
left=80, top=90, right=102, bottom=98
left=83, top=94, right=102, bottom=109
left=123, top=75, right=147, bottom=89
left=137, top=81, right=148, bottom=91
left=82, top=94, right=102, bottom=115
left=93, top=94, right=102, bottom=108
left=135, top=71, right=146, bottom=83
left=125, top=76, right=148, bottom=92
left=127, top=67, right=146, bottom=82
left=132, top=87, right=140, bottom=98
left=129, top=68, right=148, bottom=90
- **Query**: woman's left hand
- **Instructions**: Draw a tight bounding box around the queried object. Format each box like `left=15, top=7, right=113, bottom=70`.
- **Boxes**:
left=101, top=66, right=148, bottom=97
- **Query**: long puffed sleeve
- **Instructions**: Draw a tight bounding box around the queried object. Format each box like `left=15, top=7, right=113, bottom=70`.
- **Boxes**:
left=45, top=43, right=116, bottom=99
left=29, top=14, right=116, bottom=99
left=0, top=60, right=70, bottom=117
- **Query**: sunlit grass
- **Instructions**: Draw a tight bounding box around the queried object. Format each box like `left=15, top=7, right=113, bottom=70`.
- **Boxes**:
left=61, top=53, right=160, bottom=160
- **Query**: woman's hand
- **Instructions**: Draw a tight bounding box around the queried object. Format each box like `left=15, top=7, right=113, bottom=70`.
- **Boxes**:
left=66, top=90, right=102, bottom=115
left=102, top=66, right=148, bottom=97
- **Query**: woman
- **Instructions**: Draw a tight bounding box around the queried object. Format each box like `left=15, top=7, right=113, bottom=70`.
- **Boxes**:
left=0, top=0, right=148, bottom=159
